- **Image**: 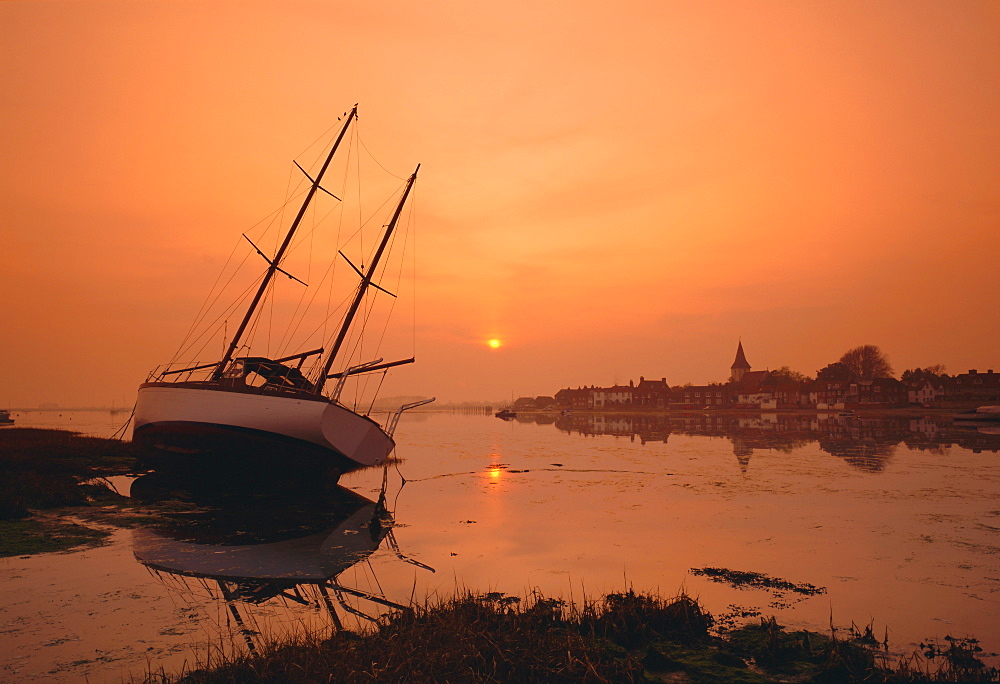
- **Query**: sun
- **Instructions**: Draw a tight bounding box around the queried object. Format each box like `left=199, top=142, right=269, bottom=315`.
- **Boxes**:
left=488, top=338, right=502, bottom=349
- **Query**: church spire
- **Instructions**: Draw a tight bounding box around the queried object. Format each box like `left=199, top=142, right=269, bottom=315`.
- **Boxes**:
left=731, top=340, right=751, bottom=382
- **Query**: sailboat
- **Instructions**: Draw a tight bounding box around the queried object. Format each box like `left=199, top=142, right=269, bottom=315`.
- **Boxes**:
left=132, top=106, right=433, bottom=474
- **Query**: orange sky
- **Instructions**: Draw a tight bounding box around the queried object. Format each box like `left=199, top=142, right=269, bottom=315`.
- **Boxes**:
left=2, top=0, right=998, bottom=407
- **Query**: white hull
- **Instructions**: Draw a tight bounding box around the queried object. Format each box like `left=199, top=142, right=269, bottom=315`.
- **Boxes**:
left=134, top=384, right=394, bottom=468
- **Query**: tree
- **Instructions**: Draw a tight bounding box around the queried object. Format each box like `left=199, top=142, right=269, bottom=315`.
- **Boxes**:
left=901, top=365, right=947, bottom=384
left=762, top=366, right=812, bottom=385
left=817, top=362, right=852, bottom=380
left=838, top=345, right=894, bottom=380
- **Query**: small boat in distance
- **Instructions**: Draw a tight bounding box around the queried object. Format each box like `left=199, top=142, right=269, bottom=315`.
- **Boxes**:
left=133, top=106, right=433, bottom=476
left=495, top=408, right=516, bottom=420
left=0, top=410, right=13, bottom=425
left=953, top=406, right=1000, bottom=423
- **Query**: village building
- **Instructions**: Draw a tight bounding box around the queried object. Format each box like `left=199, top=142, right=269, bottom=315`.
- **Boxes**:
left=944, top=369, right=1000, bottom=403
left=670, top=383, right=729, bottom=408
left=768, top=382, right=811, bottom=409
left=810, top=380, right=850, bottom=409
left=548, top=341, right=990, bottom=412
left=908, top=379, right=938, bottom=405
left=633, top=377, right=670, bottom=408
left=845, top=378, right=907, bottom=407
left=555, top=387, right=590, bottom=409
left=591, top=385, right=633, bottom=408
left=730, top=370, right=772, bottom=406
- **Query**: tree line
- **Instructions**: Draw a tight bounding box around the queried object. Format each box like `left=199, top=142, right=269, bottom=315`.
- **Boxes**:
left=764, top=344, right=944, bottom=384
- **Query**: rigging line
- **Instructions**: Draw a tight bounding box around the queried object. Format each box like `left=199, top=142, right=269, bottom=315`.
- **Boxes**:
left=284, top=136, right=351, bottom=254
left=319, top=193, right=406, bottom=386
left=344, top=279, right=385, bottom=402
left=246, top=276, right=279, bottom=357
left=174, top=178, right=312, bottom=361
left=312, top=299, right=356, bottom=388
left=274, top=161, right=295, bottom=258
left=355, top=125, right=363, bottom=288
left=356, top=123, right=406, bottom=181
left=170, top=239, right=245, bottom=361
left=234, top=181, right=329, bottom=359
left=316, top=234, right=401, bottom=380
left=360, top=238, right=399, bottom=384
left=332, top=178, right=407, bottom=273
left=275, top=130, right=357, bottom=355
left=242, top=185, right=311, bottom=242
left=205, top=276, right=271, bottom=366
left=276, top=226, right=348, bottom=356
left=176, top=271, right=264, bottom=362
left=293, top=283, right=356, bottom=357
left=171, top=231, right=268, bottom=362
left=366, top=370, right=388, bottom=415
left=175, top=277, right=257, bottom=364
left=341, top=183, right=411, bottom=395
left=363, top=216, right=406, bottom=372
left=365, top=557, right=387, bottom=597
left=320, top=129, right=354, bottom=352
left=293, top=117, right=344, bottom=167
left=270, top=190, right=337, bottom=348
left=180, top=282, right=260, bottom=365
left=308, top=163, right=315, bottom=286
left=330, top=179, right=405, bottom=259
left=267, top=249, right=275, bottom=354
left=408, top=193, right=418, bottom=357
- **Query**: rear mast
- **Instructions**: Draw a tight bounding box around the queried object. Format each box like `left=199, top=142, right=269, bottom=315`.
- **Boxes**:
left=314, top=165, right=420, bottom=395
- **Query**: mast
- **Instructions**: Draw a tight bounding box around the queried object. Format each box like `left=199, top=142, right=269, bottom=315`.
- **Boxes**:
left=314, top=165, right=420, bottom=394
left=212, top=106, right=358, bottom=380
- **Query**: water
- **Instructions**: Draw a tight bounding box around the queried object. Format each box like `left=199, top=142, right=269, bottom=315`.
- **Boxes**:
left=1, top=410, right=998, bottom=681
left=1, top=409, right=132, bottom=440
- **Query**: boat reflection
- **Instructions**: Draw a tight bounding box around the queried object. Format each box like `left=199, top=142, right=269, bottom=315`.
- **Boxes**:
left=513, top=412, right=1000, bottom=474
left=130, top=474, right=432, bottom=650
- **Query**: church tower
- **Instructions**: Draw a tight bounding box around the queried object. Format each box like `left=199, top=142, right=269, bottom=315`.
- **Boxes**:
left=730, top=340, right=751, bottom=383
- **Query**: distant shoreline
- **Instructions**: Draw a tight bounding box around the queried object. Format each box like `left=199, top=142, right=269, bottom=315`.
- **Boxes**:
left=504, top=406, right=977, bottom=417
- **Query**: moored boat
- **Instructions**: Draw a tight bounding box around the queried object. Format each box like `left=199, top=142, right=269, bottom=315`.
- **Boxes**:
left=133, top=106, right=433, bottom=475
left=953, top=406, right=1000, bottom=423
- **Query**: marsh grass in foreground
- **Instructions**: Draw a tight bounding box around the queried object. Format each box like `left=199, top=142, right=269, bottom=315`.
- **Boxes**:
left=0, top=428, right=147, bottom=555
left=142, top=590, right=998, bottom=683
left=0, top=428, right=137, bottom=518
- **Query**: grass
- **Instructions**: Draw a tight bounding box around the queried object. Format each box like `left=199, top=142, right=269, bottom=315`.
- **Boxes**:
left=140, top=590, right=998, bottom=683
left=691, top=567, right=826, bottom=596
left=0, top=428, right=143, bottom=555
left=0, top=428, right=137, bottom=518
left=0, top=515, right=113, bottom=556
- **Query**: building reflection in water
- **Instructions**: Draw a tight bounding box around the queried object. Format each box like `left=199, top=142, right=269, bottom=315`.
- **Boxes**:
left=130, top=473, right=433, bottom=651
left=514, top=412, right=1000, bottom=474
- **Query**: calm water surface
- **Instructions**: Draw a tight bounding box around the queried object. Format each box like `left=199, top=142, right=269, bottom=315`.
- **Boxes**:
left=1, top=410, right=998, bottom=681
